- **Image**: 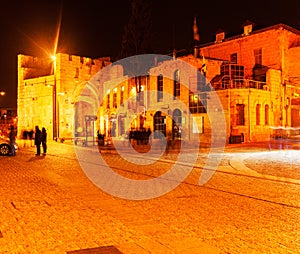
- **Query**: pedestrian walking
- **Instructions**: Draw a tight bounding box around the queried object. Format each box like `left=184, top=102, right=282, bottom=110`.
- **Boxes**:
left=8, top=125, right=16, bottom=156
left=34, top=126, right=42, bottom=156
left=41, top=127, right=47, bottom=155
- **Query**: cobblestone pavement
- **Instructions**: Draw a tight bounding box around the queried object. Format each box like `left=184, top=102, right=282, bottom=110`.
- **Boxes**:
left=0, top=141, right=299, bottom=253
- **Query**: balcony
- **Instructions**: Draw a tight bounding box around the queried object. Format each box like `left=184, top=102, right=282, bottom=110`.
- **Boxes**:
left=212, top=77, right=268, bottom=90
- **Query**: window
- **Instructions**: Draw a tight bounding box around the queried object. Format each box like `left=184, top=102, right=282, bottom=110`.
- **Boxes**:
left=157, top=75, right=163, bottom=102
left=106, top=92, right=110, bottom=109
left=174, top=70, right=180, bottom=99
left=172, top=109, right=182, bottom=139
left=189, top=93, right=207, bottom=113
left=153, top=111, right=166, bottom=138
left=135, top=76, right=144, bottom=105
left=256, top=104, right=261, bottom=125
left=120, top=86, right=124, bottom=105
left=254, top=48, right=262, bottom=66
left=113, top=88, right=117, bottom=108
left=236, top=104, right=245, bottom=125
left=230, top=53, right=237, bottom=64
left=193, top=116, right=204, bottom=134
left=221, top=64, right=244, bottom=79
left=265, top=104, right=269, bottom=125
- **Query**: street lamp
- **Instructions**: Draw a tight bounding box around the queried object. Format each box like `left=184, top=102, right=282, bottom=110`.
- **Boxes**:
left=0, top=91, right=5, bottom=96
left=51, top=55, right=58, bottom=140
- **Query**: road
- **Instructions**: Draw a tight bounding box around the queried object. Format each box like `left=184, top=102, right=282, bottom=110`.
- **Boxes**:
left=0, top=141, right=299, bottom=253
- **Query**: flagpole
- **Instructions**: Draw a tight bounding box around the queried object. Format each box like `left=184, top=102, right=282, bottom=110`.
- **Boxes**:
left=193, top=17, right=200, bottom=57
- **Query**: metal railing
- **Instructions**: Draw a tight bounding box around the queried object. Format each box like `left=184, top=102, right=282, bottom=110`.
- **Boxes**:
left=213, top=78, right=268, bottom=90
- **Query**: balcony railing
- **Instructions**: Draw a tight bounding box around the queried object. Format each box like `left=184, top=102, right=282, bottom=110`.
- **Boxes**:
left=213, top=78, right=268, bottom=90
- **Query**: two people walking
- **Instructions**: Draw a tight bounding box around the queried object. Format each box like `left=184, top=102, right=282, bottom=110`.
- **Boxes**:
left=34, top=126, right=47, bottom=156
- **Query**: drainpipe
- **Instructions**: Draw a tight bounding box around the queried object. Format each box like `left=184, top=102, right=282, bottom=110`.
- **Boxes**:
left=227, top=89, right=231, bottom=143
left=248, top=88, right=251, bottom=142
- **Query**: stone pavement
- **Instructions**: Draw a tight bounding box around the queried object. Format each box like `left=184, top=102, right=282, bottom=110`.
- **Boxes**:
left=0, top=140, right=299, bottom=253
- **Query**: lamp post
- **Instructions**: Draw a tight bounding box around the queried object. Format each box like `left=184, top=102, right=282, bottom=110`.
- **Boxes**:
left=0, top=92, right=5, bottom=119
left=0, top=91, right=5, bottom=131
left=51, top=55, right=58, bottom=140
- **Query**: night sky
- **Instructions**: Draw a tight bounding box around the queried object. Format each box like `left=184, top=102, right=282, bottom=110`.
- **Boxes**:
left=1, top=0, right=299, bottom=108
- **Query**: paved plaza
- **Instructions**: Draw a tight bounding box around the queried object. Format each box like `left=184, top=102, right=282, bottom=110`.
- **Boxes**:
left=0, top=140, right=299, bottom=253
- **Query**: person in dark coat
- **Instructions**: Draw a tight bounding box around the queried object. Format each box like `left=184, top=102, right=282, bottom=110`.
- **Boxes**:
left=41, top=127, right=47, bottom=155
left=34, top=126, right=42, bottom=156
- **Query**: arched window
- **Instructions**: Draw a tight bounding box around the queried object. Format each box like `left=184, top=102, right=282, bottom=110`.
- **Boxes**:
left=265, top=104, right=269, bottom=125
left=157, top=75, right=163, bottom=102
left=172, top=109, right=182, bottom=139
left=256, top=104, right=261, bottom=125
left=174, top=70, right=180, bottom=99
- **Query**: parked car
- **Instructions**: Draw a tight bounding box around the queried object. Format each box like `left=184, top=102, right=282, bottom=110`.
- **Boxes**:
left=0, top=137, right=18, bottom=156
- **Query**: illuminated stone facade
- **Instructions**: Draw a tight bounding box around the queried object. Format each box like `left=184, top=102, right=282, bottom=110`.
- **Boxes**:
left=17, top=23, right=300, bottom=145
left=17, top=53, right=111, bottom=139
left=98, top=23, right=300, bottom=144
left=199, top=23, right=300, bottom=142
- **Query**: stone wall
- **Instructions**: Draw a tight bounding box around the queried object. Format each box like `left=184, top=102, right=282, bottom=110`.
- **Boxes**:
left=17, top=53, right=111, bottom=139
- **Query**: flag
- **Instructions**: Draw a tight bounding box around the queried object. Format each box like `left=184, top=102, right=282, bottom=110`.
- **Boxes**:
left=201, top=55, right=207, bottom=74
left=193, top=17, right=200, bottom=42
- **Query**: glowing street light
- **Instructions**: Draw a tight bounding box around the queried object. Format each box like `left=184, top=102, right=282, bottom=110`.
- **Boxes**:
left=0, top=91, right=5, bottom=96
left=51, top=55, right=58, bottom=140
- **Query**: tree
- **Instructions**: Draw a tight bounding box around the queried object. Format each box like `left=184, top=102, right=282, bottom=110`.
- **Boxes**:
left=120, top=0, right=153, bottom=58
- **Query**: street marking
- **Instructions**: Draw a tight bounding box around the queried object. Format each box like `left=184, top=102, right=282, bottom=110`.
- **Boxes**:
left=66, top=245, right=123, bottom=253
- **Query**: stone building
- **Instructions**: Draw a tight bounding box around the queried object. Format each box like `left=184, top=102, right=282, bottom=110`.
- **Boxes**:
left=198, top=22, right=300, bottom=142
left=17, top=53, right=111, bottom=140
left=17, top=22, right=300, bottom=145
left=98, top=23, right=300, bottom=145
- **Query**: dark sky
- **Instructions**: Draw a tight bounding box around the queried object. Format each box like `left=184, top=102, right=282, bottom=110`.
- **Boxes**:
left=1, top=0, right=300, bottom=108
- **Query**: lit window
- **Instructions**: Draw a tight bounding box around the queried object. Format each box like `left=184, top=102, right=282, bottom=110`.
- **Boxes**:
left=189, top=93, right=207, bottom=114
